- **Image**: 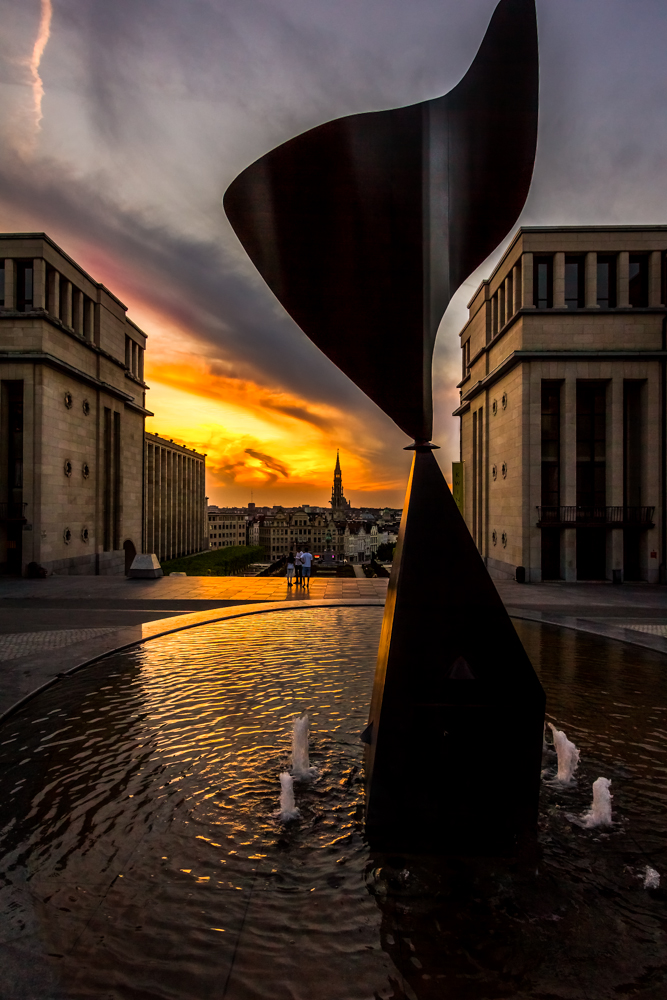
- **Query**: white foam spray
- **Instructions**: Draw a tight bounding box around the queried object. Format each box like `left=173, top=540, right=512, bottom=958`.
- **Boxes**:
left=291, top=713, right=317, bottom=780
left=643, top=866, right=660, bottom=889
left=279, top=772, right=300, bottom=823
left=581, top=777, right=612, bottom=828
left=548, top=723, right=580, bottom=783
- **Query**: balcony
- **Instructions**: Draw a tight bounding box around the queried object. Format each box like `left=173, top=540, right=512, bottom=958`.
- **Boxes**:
left=536, top=506, right=655, bottom=528
left=0, top=502, right=27, bottom=523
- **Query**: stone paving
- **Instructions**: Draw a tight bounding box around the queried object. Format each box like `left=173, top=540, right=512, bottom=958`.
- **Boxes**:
left=1, top=574, right=667, bottom=721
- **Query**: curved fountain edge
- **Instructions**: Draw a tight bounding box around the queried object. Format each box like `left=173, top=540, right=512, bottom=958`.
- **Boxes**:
left=0, top=599, right=385, bottom=724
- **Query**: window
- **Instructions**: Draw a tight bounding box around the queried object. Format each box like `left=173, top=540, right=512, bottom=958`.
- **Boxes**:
left=16, top=262, right=33, bottom=312
left=564, top=256, right=584, bottom=309
left=576, top=382, right=606, bottom=507
left=533, top=257, right=553, bottom=309
left=541, top=382, right=560, bottom=506
left=597, top=256, right=617, bottom=309
left=629, top=255, right=648, bottom=307
left=0, top=261, right=4, bottom=307
left=499, top=284, right=505, bottom=328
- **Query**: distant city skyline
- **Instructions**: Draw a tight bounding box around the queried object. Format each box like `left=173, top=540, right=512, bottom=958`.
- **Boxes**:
left=1, top=1, right=666, bottom=506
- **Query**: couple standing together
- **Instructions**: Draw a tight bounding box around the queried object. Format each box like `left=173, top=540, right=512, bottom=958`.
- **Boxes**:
left=286, top=548, right=313, bottom=587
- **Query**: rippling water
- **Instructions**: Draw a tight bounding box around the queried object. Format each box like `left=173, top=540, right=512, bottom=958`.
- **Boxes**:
left=0, top=608, right=666, bottom=1000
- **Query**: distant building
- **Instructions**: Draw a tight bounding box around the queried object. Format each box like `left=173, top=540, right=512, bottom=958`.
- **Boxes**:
left=144, top=432, right=207, bottom=563
left=248, top=508, right=339, bottom=562
left=207, top=506, right=247, bottom=549
left=455, top=225, right=666, bottom=583
left=330, top=451, right=351, bottom=515
left=0, top=233, right=151, bottom=576
left=343, top=520, right=379, bottom=562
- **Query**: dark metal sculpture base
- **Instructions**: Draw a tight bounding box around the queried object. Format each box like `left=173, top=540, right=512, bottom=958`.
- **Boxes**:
left=364, top=450, right=545, bottom=855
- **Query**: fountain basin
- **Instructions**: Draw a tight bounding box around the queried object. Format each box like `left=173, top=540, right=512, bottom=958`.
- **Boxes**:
left=0, top=606, right=665, bottom=999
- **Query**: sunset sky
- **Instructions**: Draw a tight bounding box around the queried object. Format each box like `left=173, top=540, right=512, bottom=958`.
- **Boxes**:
left=1, top=0, right=666, bottom=507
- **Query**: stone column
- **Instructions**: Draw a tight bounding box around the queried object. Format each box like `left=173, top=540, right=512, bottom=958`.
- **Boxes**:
left=48, top=269, right=60, bottom=318
left=4, top=259, right=15, bottom=309
left=585, top=251, right=598, bottom=308
left=521, top=253, right=534, bottom=308
left=553, top=252, right=566, bottom=308
left=617, top=252, right=630, bottom=308
left=72, top=288, right=84, bottom=335
left=512, top=262, right=521, bottom=314
left=649, top=250, right=663, bottom=306
left=61, top=280, right=73, bottom=328
left=84, top=299, right=94, bottom=341
left=561, top=373, right=577, bottom=581
left=608, top=377, right=624, bottom=580
left=504, top=274, right=513, bottom=320
left=32, top=259, right=46, bottom=309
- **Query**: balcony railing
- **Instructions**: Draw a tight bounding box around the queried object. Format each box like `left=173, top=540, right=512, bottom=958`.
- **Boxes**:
left=537, top=505, right=655, bottom=528
left=0, top=502, right=27, bottom=522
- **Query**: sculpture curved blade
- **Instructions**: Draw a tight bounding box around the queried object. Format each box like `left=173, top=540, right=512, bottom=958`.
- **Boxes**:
left=224, top=0, right=538, bottom=442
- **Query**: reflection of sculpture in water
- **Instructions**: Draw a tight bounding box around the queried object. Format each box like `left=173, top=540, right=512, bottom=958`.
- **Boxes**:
left=225, top=0, right=545, bottom=854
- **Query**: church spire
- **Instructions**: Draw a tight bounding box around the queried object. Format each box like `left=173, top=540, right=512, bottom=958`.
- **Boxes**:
left=330, top=451, right=350, bottom=512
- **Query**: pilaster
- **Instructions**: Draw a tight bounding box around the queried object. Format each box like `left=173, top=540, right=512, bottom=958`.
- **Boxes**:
left=512, top=262, right=521, bottom=314
left=521, top=253, right=534, bottom=308
left=608, top=377, right=624, bottom=580
left=33, top=258, right=46, bottom=309
left=585, top=251, right=598, bottom=308
left=47, top=268, right=60, bottom=318
left=3, top=260, right=15, bottom=309
left=553, top=252, right=565, bottom=308
left=649, top=250, right=663, bottom=306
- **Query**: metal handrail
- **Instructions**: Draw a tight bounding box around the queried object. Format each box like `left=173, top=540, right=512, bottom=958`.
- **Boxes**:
left=536, top=505, right=655, bottom=526
left=0, top=502, right=28, bottom=521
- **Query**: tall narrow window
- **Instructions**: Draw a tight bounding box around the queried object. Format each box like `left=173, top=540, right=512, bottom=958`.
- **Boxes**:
left=477, top=406, right=483, bottom=548
left=623, top=381, right=644, bottom=580
left=0, top=261, right=4, bottom=307
left=629, top=255, right=648, bottom=307
left=564, top=255, right=584, bottom=309
left=597, top=256, right=617, bottom=309
left=576, top=382, right=606, bottom=507
left=533, top=256, right=553, bottom=309
left=492, top=295, right=498, bottom=335
left=113, top=411, right=122, bottom=550
left=103, top=407, right=112, bottom=551
left=623, top=382, right=643, bottom=507
left=16, top=262, right=33, bottom=312
left=541, top=381, right=561, bottom=580
left=541, top=382, right=560, bottom=506
left=472, top=410, right=478, bottom=545
left=498, top=285, right=505, bottom=328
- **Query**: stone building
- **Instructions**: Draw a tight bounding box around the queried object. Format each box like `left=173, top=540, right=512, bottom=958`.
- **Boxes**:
left=343, top=520, right=379, bottom=562
left=144, top=432, right=207, bottom=562
left=207, top=506, right=247, bottom=549
left=455, top=226, right=667, bottom=583
left=0, top=233, right=150, bottom=575
left=248, top=509, right=337, bottom=562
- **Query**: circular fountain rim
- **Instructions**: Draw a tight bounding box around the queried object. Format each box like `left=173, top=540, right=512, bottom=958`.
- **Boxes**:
left=0, top=598, right=386, bottom=724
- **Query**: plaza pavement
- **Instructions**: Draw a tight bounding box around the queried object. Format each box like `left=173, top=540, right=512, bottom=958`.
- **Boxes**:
left=2, top=573, right=667, bottom=719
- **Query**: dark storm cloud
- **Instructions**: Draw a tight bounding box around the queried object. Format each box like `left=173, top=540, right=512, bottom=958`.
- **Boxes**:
left=245, top=448, right=289, bottom=478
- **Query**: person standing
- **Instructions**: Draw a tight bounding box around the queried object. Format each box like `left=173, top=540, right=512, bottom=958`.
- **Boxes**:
left=286, top=551, right=295, bottom=587
left=301, top=546, right=313, bottom=587
left=295, top=548, right=304, bottom=587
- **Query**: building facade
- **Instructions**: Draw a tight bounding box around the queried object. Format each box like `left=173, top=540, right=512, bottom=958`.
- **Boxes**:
left=455, top=226, right=667, bottom=583
left=207, top=506, right=247, bottom=549
left=144, top=432, right=207, bottom=563
left=248, top=509, right=340, bottom=562
left=0, top=233, right=151, bottom=576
